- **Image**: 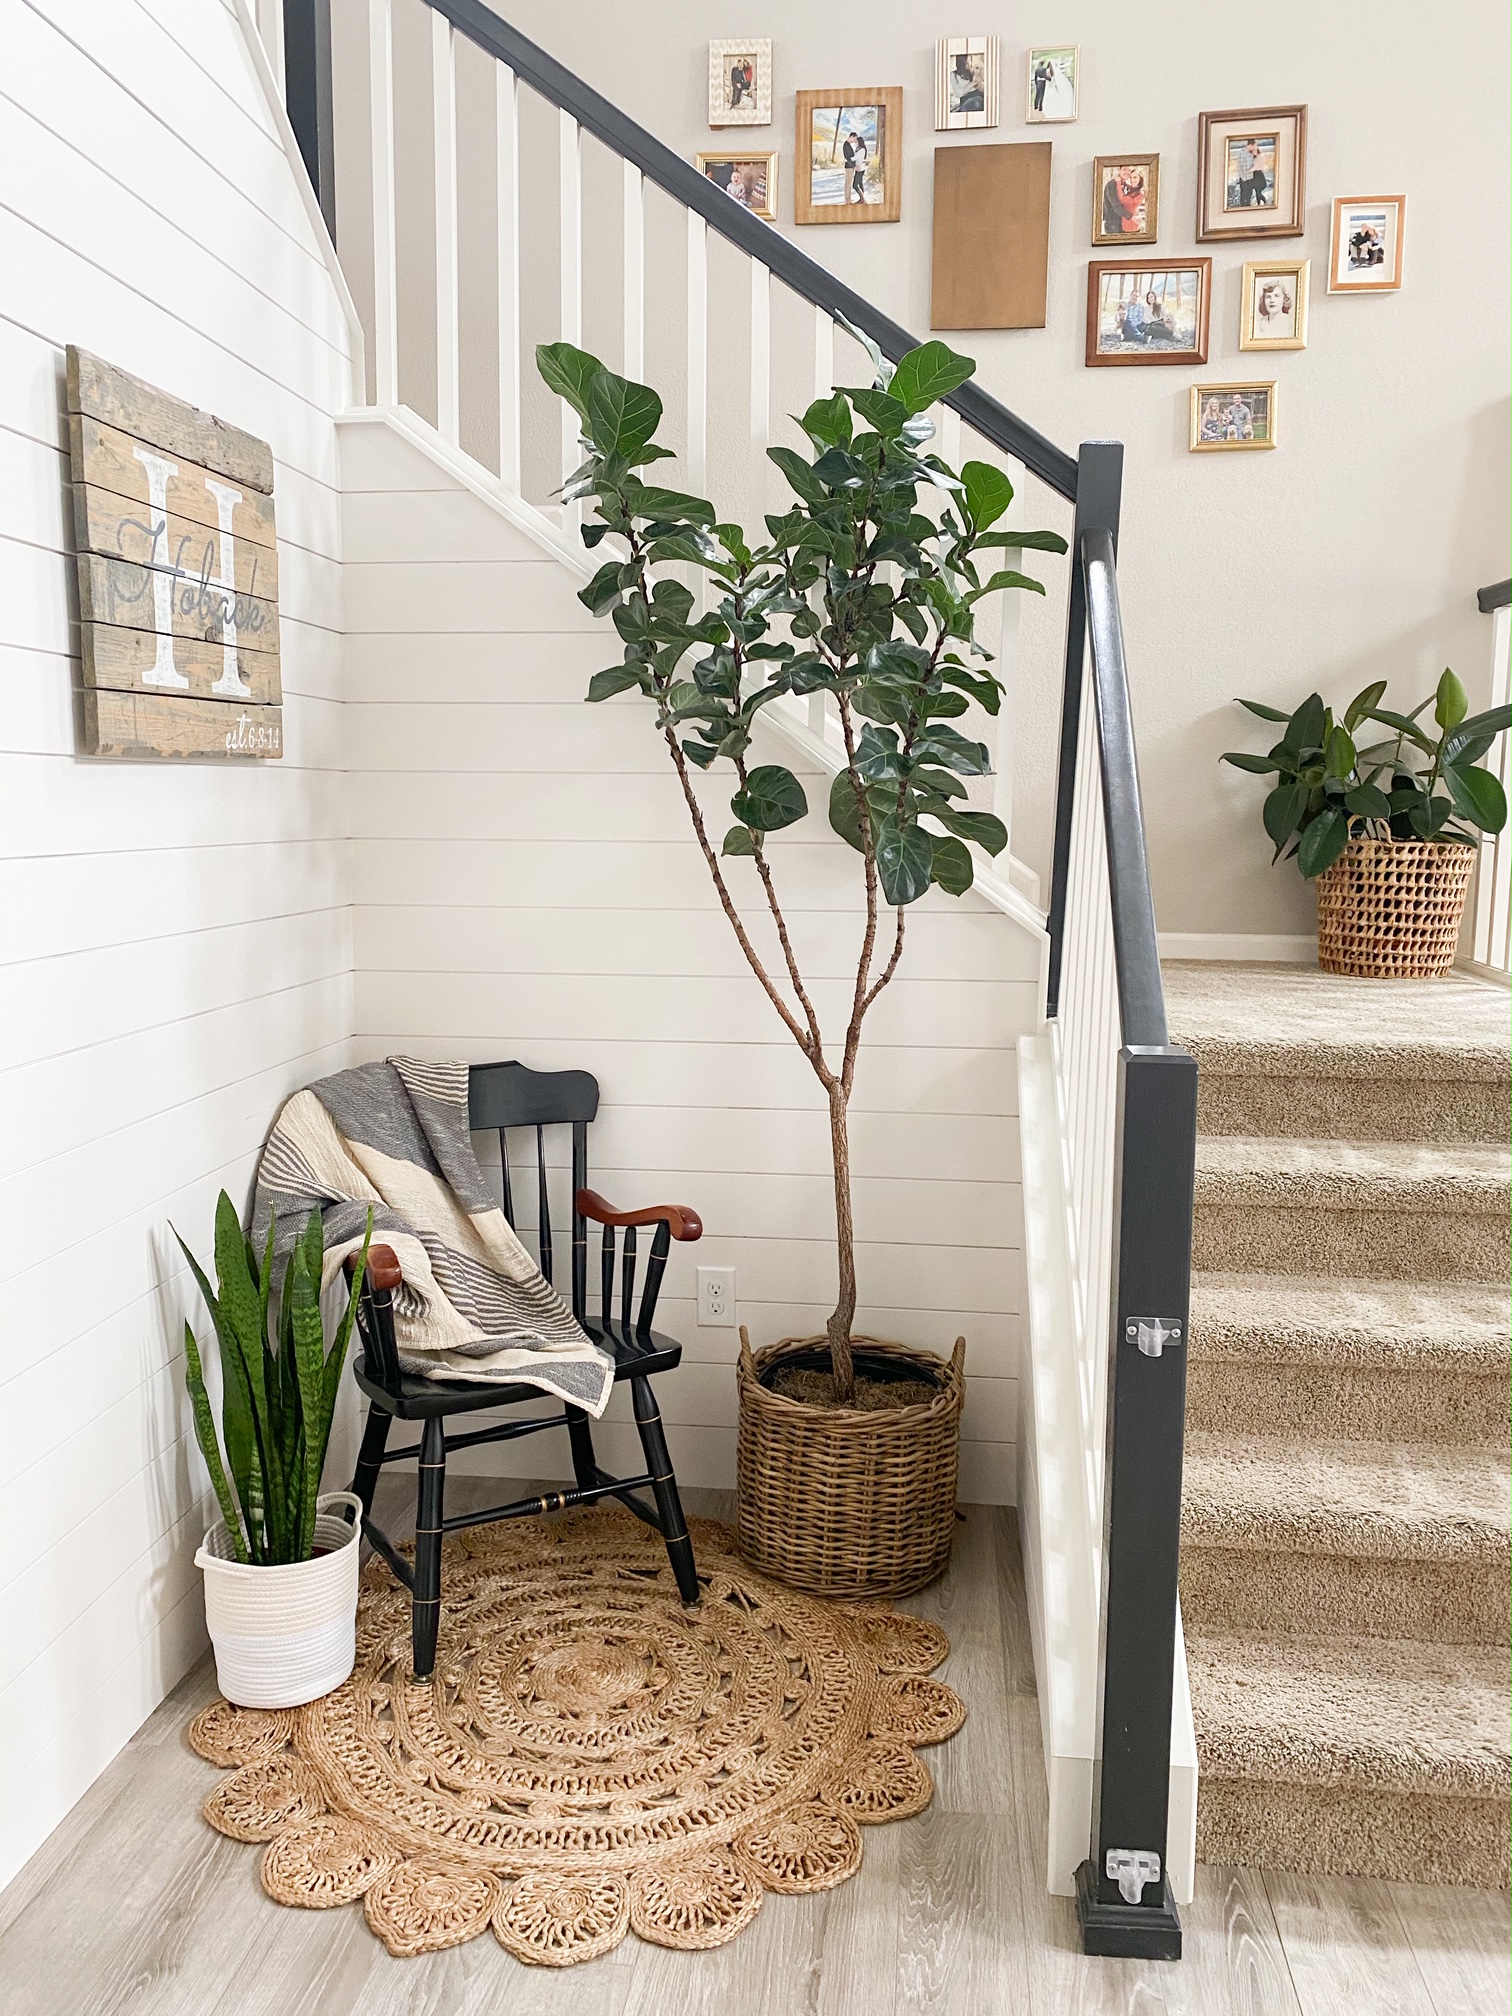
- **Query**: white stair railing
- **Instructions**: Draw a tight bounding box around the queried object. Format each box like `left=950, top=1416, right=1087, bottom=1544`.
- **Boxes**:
left=1472, top=585, right=1511, bottom=975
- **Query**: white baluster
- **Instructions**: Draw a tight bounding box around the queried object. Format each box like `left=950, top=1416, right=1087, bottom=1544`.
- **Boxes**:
left=685, top=212, right=708, bottom=498
left=255, top=0, right=285, bottom=101
left=809, top=306, right=832, bottom=736
left=623, top=162, right=644, bottom=381
left=559, top=111, right=583, bottom=532
left=749, top=260, right=770, bottom=530
left=495, top=64, right=520, bottom=491
left=940, top=407, right=963, bottom=468
left=431, top=10, right=459, bottom=443
left=367, top=0, right=398, bottom=406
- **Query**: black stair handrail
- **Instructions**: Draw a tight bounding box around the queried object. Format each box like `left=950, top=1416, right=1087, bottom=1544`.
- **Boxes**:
left=425, top=0, right=1079, bottom=501
left=1477, top=578, right=1510, bottom=613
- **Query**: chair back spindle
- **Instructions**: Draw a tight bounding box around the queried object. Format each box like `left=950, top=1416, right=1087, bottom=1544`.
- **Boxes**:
left=536, top=1124, right=553, bottom=1283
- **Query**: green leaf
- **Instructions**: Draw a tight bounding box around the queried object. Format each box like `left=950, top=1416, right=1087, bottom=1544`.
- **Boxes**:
left=1434, top=667, right=1468, bottom=732
left=586, top=371, right=662, bottom=457
left=535, top=340, right=602, bottom=420
left=889, top=340, right=975, bottom=417
left=1443, top=762, right=1507, bottom=833
left=1297, top=805, right=1350, bottom=878
left=1344, top=782, right=1393, bottom=820
left=1342, top=679, right=1388, bottom=731
left=1220, top=751, right=1282, bottom=775
left=929, top=833, right=974, bottom=895
left=875, top=815, right=935, bottom=905
left=285, top=1214, right=329, bottom=1562
left=766, top=446, right=829, bottom=507
left=1283, top=693, right=1327, bottom=753
left=846, top=387, right=908, bottom=437
left=721, top=824, right=756, bottom=856
left=1367, top=706, right=1436, bottom=753
left=930, top=806, right=1008, bottom=856
left=973, top=528, right=1069, bottom=554
left=324, top=1211, right=371, bottom=1430
left=968, top=568, right=1045, bottom=602
left=622, top=480, right=717, bottom=526
left=1444, top=704, right=1512, bottom=765
left=1236, top=697, right=1291, bottom=723
left=1263, top=780, right=1308, bottom=850
left=1324, top=724, right=1357, bottom=780
left=182, top=1319, right=248, bottom=1562
left=961, top=461, right=1014, bottom=533
left=587, top=665, right=644, bottom=702
left=829, top=768, right=875, bottom=852
left=1409, top=794, right=1454, bottom=838
left=798, top=392, right=853, bottom=449
left=579, top=561, right=624, bottom=616
left=730, top=764, right=807, bottom=834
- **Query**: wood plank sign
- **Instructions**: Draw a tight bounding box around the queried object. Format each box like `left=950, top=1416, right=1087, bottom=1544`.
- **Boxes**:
left=65, top=346, right=283, bottom=759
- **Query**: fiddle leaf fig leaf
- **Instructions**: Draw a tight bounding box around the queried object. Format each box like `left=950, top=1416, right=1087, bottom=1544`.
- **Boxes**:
left=961, top=460, right=1014, bottom=533
left=721, top=824, right=756, bottom=857
left=730, top=764, right=807, bottom=834
left=889, top=340, right=975, bottom=416
left=875, top=815, right=935, bottom=905
left=586, top=666, right=644, bottom=702
left=536, top=340, right=602, bottom=420
left=586, top=370, right=663, bottom=457
left=928, top=832, right=974, bottom=895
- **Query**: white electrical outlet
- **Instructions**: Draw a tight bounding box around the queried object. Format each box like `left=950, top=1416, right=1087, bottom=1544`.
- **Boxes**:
left=696, top=1266, right=736, bottom=1327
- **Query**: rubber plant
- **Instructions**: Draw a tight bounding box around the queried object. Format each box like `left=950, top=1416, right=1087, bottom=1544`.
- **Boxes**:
left=175, top=1193, right=371, bottom=1564
left=1221, top=671, right=1511, bottom=876
left=537, top=329, right=1066, bottom=1400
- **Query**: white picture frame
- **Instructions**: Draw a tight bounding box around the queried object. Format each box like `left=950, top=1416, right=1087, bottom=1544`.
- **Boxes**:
left=935, top=38, right=999, bottom=131
left=708, top=39, right=772, bottom=128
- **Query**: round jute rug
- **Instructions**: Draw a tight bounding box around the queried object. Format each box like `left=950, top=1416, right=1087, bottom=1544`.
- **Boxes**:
left=189, top=1505, right=965, bottom=1966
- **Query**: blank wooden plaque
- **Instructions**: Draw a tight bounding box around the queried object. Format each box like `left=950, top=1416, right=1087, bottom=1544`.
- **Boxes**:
left=931, top=142, right=1052, bottom=330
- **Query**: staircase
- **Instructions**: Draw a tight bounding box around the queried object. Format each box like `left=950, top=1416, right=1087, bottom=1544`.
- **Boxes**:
left=1167, top=960, right=1511, bottom=1888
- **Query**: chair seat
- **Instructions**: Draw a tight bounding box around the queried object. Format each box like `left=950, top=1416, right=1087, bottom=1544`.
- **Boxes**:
left=356, top=1321, right=682, bottom=1419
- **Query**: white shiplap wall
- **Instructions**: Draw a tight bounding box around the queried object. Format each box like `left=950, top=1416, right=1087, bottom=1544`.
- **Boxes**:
left=0, top=0, right=359, bottom=1890
left=340, top=417, right=1041, bottom=1506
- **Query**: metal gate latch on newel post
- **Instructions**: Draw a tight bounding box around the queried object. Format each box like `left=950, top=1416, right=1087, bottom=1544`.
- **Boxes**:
left=1124, top=1316, right=1183, bottom=1357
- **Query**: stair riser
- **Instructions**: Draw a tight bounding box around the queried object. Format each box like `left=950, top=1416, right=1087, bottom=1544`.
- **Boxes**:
left=1193, top=1204, right=1510, bottom=1283
left=1198, top=1073, right=1508, bottom=1144
left=1196, top=1779, right=1508, bottom=1887
left=1181, top=1548, right=1510, bottom=1646
left=1185, top=1361, right=1510, bottom=1447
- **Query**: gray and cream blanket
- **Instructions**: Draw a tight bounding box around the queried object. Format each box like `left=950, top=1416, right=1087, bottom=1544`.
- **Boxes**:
left=253, top=1057, right=614, bottom=1416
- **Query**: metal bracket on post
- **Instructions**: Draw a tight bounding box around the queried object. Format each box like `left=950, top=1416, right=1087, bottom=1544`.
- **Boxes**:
left=1125, top=1316, right=1183, bottom=1358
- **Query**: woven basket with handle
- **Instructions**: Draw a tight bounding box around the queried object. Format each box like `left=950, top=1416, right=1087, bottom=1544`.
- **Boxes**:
left=735, top=1329, right=965, bottom=1598
left=1315, top=836, right=1477, bottom=978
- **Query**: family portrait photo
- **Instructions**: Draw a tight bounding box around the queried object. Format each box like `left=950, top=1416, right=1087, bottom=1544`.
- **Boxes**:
left=935, top=37, right=999, bottom=129
left=1190, top=381, right=1276, bottom=451
left=1026, top=46, right=1078, bottom=123
left=1329, top=195, right=1406, bottom=290
left=1224, top=132, right=1277, bottom=210
left=1197, top=105, right=1306, bottom=239
left=696, top=152, right=778, bottom=222
left=707, top=39, right=771, bottom=127
left=1240, top=259, right=1308, bottom=348
left=1092, top=155, right=1160, bottom=244
left=795, top=89, right=902, bottom=223
left=1087, top=258, right=1211, bottom=365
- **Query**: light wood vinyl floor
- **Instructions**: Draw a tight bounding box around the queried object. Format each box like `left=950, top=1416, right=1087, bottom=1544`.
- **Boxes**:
left=0, top=1479, right=1505, bottom=2015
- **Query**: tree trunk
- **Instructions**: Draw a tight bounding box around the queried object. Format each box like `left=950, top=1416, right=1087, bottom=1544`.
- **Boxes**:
left=825, top=1081, right=858, bottom=1402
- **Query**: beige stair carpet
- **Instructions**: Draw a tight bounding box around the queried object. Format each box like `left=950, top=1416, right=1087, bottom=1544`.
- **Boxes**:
left=1166, top=960, right=1511, bottom=1888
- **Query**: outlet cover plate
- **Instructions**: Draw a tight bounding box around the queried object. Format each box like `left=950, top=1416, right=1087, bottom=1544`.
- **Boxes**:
left=697, top=1266, right=736, bottom=1327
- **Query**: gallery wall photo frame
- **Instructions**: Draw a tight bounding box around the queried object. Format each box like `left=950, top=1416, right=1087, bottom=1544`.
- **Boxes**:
left=794, top=88, right=904, bottom=225
left=1328, top=195, right=1406, bottom=292
left=1026, top=46, right=1078, bottom=124
left=708, top=39, right=772, bottom=127
left=936, top=38, right=999, bottom=130
left=1092, top=154, right=1160, bottom=246
left=1240, top=258, right=1309, bottom=350
left=696, top=151, right=779, bottom=223
left=1196, top=105, right=1306, bottom=240
left=1190, top=381, right=1277, bottom=452
left=1086, top=257, right=1211, bottom=367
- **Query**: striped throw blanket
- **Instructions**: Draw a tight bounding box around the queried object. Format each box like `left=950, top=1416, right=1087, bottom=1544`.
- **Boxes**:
left=252, top=1057, right=614, bottom=1416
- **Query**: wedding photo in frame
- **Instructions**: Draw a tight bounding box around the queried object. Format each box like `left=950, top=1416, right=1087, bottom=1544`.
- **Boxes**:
left=1329, top=195, right=1406, bottom=292
left=707, top=39, right=772, bottom=127
left=1026, top=45, right=1078, bottom=123
left=1086, top=257, right=1211, bottom=366
left=935, top=38, right=999, bottom=129
left=1196, top=105, right=1306, bottom=240
left=1190, top=380, right=1277, bottom=451
left=794, top=88, right=904, bottom=225
left=1240, top=258, right=1309, bottom=349
left=1092, top=154, right=1160, bottom=245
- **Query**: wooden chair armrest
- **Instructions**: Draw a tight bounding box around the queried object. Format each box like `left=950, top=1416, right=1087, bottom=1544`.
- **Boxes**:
left=346, top=1243, right=404, bottom=1290
left=575, top=1189, right=703, bottom=1242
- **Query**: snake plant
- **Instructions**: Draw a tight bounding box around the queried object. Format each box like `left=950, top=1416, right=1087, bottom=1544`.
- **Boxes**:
left=176, top=1193, right=371, bottom=1565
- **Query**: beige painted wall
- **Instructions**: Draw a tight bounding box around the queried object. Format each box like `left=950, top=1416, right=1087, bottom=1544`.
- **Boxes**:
left=335, top=0, right=1510, bottom=936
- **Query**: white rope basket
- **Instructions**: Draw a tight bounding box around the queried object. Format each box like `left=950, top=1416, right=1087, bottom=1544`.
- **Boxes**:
left=196, top=1492, right=363, bottom=1708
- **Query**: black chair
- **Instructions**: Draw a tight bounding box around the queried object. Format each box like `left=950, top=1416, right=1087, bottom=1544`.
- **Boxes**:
left=348, top=1060, right=702, bottom=1679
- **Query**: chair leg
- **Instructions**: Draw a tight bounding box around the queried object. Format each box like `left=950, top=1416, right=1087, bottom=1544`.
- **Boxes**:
left=631, top=1375, right=699, bottom=1605
left=565, top=1403, right=599, bottom=1491
left=411, top=1416, right=446, bottom=1681
left=351, top=1405, right=391, bottom=1523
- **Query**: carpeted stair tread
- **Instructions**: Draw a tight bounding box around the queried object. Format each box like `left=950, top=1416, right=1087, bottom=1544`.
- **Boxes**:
left=1189, top=1272, right=1511, bottom=1373
left=1187, top=1632, right=1510, bottom=1802
left=1194, top=1134, right=1510, bottom=1213
left=1182, top=1432, right=1510, bottom=1563
left=1164, top=961, right=1512, bottom=1082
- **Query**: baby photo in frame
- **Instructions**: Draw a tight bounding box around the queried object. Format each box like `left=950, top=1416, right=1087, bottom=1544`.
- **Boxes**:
left=1197, top=106, right=1306, bottom=240
left=1240, top=259, right=1309, bottom=349
left=1092, top=155, right=1160, bottom=245
left=696, top=152, right=778, bottom=223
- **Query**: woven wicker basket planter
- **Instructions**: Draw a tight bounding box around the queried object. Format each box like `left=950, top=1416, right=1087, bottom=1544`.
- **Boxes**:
left=1315, top=836, right=1477, bottom=978
left=735, top=1331, right=965, bottom=1599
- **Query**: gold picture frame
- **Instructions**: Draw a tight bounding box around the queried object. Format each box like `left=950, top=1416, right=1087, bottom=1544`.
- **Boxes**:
left=1190, top=381, right=1277, bottom=452
left=1086, top=258, right=1211, bottom=367
left=1240, top=259, right=1309, bottom=350
left=1026, top=46, right=1078, bottom=123
left=1196, top=105, right=1306, bottom=240
left=1092, top=154, right=1160, bottom=246
left=795, top=88, right=903, bottom=225
left=1328, top=195, right=1406, bottom=292
left=695, top=151, right=779, bottom=223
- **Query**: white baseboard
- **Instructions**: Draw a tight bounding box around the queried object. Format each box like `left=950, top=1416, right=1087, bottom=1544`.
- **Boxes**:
left=1159, top=932, right=1315, bottom=962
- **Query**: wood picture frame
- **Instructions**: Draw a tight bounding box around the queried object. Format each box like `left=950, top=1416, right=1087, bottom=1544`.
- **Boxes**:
left=1085, top=258, right=1211, bottom=367
left=935, top=38, right=999, bottom=130
left=1328, top=195, right=1406, bottom=292
left=794, top=88, right=903, bottom=225
left=695, top=151, right=779, bottom=223
left=1240, top=259, right=1309, bottom=350
left=1092, top=154, right=1160, bottom=246
left=1026, top=46, right=1078, bottom=123
left=1190, top=381, right=1277, bottom=452
left=707, top=40, right=772, bottom=127
left=1196, top=105, right=1306, bottom=241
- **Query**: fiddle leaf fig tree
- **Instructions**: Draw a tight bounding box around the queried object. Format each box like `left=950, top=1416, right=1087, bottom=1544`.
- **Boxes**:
left=538, top=331, right=1066, bottom=1401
